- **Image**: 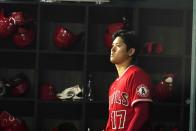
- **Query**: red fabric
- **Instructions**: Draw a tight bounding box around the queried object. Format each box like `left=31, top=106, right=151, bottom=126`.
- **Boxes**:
left=127, top=102, right=152, bottom=131
left=105, top=65, right=152, bottom=131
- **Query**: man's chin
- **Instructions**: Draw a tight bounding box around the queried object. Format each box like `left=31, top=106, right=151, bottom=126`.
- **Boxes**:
left=110, top=59, right=116, bottom=64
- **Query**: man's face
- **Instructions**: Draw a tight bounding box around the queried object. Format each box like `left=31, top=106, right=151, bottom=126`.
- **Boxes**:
left=110, top=36, right=130, bottom=64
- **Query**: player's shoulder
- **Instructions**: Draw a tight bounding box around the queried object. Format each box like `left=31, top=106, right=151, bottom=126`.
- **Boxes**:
left=128, top=65, right=150, bottom=77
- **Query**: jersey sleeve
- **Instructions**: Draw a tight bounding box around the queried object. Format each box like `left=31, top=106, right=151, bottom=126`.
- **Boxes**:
left=129, top=70, right=152, bottom=107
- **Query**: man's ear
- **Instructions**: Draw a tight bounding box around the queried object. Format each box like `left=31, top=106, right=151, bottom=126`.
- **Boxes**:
left=128, top=48, right=136, bottom=56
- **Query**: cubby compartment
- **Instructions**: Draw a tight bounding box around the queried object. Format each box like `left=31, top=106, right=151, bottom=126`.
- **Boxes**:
left=85, top=102, right=108, bottom=130
left=88, top=6, right=133, bottom=24
left=39, top=22, right=85, bottom=51
left=138, top=56, right=182, bottom=73
left=0, top=100, right=35, bottom=131
left=0, top=1, right=193, bottom=131
left=0, top=3, right=37, bottom=19
left=39, top=53, right=84, bottom=70
left=152, top=104, right=182, bottom=130
left=37, top=102, right=82, bottom=130
left=0, top=68, right=36, bottom=99
left=87, top=54, right=115, bottom=72
left=85, top=71, right=115, bottom=101
left=88, top=6, right=133, bottom=53
left=0, top=100, right=34, bottom=116
left=40, top=4, right=86, bottom=23
left=38, top=101, right=83, bottom=118
left=38, top=70, right=84, bottom=101
left=0, top=3, right=37, bottom=50
left=85, top=119, right=107, bottom=131
left=37, top=118, right=81, bottom=131
left=152, top=104, right=181, bottom=121
left=0, top=52, right=36, bottom=68
left=85, top=102, right=108, bottom=119
left=139, top=9, right=186, bottom=56
left=139, top=26, right=186, bottom=55
left=39, top=4, right=86, bottom=51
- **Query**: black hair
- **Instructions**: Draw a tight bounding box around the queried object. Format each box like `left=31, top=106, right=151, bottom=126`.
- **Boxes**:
left=112, top=29, right=141, bottom=60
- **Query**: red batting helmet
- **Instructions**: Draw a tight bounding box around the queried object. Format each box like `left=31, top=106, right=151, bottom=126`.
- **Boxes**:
left=5, top=73, right=30, bottom=97
left=154, top=73, right=175, bottom=101
left=53, top=26, right=76, bottom=48
left=9, top=11, right=33, bottom=26
left=104, top=22, right=124, bottom=49
left=12, top=27, right=35, bottom=48
left=153, top=42, right=163, bottom=54
left=39, top=83, right=58, bottom=101
left=104, top=17, right=131, bottom=49
left=0, top=111, right=28, bottom=131
left=0, top=9, right=15, bottom=39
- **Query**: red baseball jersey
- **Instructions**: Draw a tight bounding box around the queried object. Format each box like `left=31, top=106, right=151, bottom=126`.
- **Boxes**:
left=105, top=65, right=152, bottom=131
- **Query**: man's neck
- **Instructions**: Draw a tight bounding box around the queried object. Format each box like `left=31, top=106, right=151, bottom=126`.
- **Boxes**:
left=115, top=62, right=132, bottom=77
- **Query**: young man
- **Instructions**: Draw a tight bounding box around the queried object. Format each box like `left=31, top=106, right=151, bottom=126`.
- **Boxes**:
left=105, top=29, right=174, bottom=131
left=105, top=29, right=152, bottom=131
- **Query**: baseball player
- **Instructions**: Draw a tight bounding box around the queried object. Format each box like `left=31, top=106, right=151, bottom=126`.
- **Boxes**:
left=105, top=29, right=174, bottom=131
left=105, top=30, right=152, bottom=131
